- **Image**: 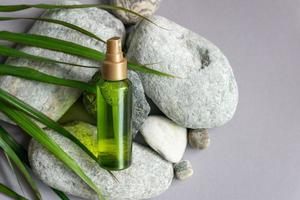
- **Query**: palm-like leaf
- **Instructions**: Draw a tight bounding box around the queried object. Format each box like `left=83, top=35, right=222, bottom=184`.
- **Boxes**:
left=0, top=45, right=98, bottom=68
left=0, top=31, right=175, bottom=77
left=0, top=127, right=41, bottom=200
left=0, top=88, right=96, bottom=160
left=0, top=126, right=27, bottom=162
left=0, top=64, right=96, bottom=93
left=0, top=17, right=105, bottom=43
left=0, top=103, right=104, bottom=199
left=52, top=188, right=70, bottom=200
left=0, top=31, right=104, bottom=59
left=0, top=88, right=118, bottom=182
left=0, top=125, right=70, bottom=200
left=0, top=4, right=163, bottom=28
left=4, top=153, right=26, bottom=200
left=0, top=183, right=28, bottom=200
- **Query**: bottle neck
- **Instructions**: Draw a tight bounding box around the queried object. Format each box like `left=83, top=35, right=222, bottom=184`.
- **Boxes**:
left=101, top=37, right=127, bottom=81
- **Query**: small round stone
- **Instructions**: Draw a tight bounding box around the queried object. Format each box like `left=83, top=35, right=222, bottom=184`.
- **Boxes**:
left=188, top=129, right=210, bottom=149
left=174, top=160, right=193, bottom=181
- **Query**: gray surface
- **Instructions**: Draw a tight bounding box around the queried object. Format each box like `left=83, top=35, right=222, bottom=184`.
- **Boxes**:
left=1, top=0, right=300, bottom=200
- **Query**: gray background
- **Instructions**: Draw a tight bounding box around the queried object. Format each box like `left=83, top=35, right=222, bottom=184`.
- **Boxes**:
left=1, top=0, right=300, bottom=200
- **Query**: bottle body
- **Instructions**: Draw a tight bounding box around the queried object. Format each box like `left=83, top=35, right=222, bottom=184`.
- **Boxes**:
left=96, top=78, right=132, bottom=170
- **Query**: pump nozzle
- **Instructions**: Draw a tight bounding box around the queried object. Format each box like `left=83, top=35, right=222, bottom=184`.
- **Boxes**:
left=102, top=37, right=127, bottom=81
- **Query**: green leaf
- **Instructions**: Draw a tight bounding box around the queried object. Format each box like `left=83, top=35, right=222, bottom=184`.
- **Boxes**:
left=0, top=31, right=104, bottom=60
left=0, top=64, right=96, bottom=93
left=0, top=88, right=96, bottom=160
left=0, top=88, right=118, bottom=183
left=0, top=183, right=28, bottom=200
left=0, top=128, right=41, bottom=200
left=127, top=62, right=175, bottom=77
left=0, top=4, right=163, bottom=28
left=0, top=17, right=105, bottom=43
left=0, top=103, right=104, bottom=199
left=0, top=31, right=175, bottom=77
left=4, top=153, right=26, bottom=200
left=52, top=188, right=70, bottom=200
left=0, top=126, right=27, bottom=163
left=0, top=5, right=29, bottom=12
left=0, top=45, right=98, bottom=69
left=0, top=125, right=70, bottom=200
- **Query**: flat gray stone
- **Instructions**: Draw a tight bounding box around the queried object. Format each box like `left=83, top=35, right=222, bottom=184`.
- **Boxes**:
left=140, top=115, right=187, bottom=163
left=82, top=71, right=150, bottom=136
left=126, top=16, right=239, bottom=129
left=28, top=121, right=173, bottom=200
left=108, top=0, right=161, bottom=24
left=0, top=0, right=125, bottom=125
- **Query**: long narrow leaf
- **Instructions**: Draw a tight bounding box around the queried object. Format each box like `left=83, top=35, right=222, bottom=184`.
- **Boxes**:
left=0, top=128, right=29, bottom=197
left=4, top=153, right=25, bottom=199
left=0, top=125, right=70, bottom=200
left=0, top=129, right=41, bottom=199
left=0, top=183, right=28, bottom=200
left=0, top=88, right=96, bottom=160
left=0, top=64, right=96, bottom=93
left=0, top=45, right=98, bottom=69
left=0, top=103, right=104, bottom=199
left=0, top=88, right=118, bottom=182
left=52, top=188, right=70, bottom=200
left=0, top=31, right=175, bottom=77
left=0, top=31, right=104, bottom=60
left=0, top=17, right=105, bottom=43
left=0, top=126, right=27, bottom=162
left=0, top=4, right=162, bottom=28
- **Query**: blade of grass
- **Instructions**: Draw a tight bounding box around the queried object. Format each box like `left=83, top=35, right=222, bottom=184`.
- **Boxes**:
left=0, top=103, right=104, bottom=199
left=0, top=64, right=96, bottom=93
left=0, top=17, right=105, bottom=43
left=0, top=4, right=162, bottom=28
left=0, top=31, right=175, bottom=77
left=0, top=183, right=28, bottom=200
left=0, top=125, right=71, bottom=200
left=0, top=45, right=98, bottom=69
left=0, top=129, right=41, bottom=200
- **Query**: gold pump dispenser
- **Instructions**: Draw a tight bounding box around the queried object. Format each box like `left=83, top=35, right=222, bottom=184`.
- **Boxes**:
left=101, top=37, right=127, bottom=81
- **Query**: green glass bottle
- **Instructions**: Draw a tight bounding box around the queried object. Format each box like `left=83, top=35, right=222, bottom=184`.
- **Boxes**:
left=96, top=37, right=133, bottom=170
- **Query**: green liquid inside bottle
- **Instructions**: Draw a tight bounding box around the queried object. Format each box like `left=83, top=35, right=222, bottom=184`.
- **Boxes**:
left=96, top=79, right=132, bottom=170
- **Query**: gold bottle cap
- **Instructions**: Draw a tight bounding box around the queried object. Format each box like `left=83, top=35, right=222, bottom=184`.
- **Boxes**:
left=101, top=37, right=127, bottom=81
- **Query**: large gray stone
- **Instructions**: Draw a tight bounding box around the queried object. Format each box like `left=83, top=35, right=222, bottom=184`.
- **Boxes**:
left=0, top=0, right=125, bottom=124
left=28, top=121, right=173, bottom=200
left=82, top=71, right=150, bottom=136
left=108, top=0, right=161, bottom=24
left=126, top=16, right=239, bottom=129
